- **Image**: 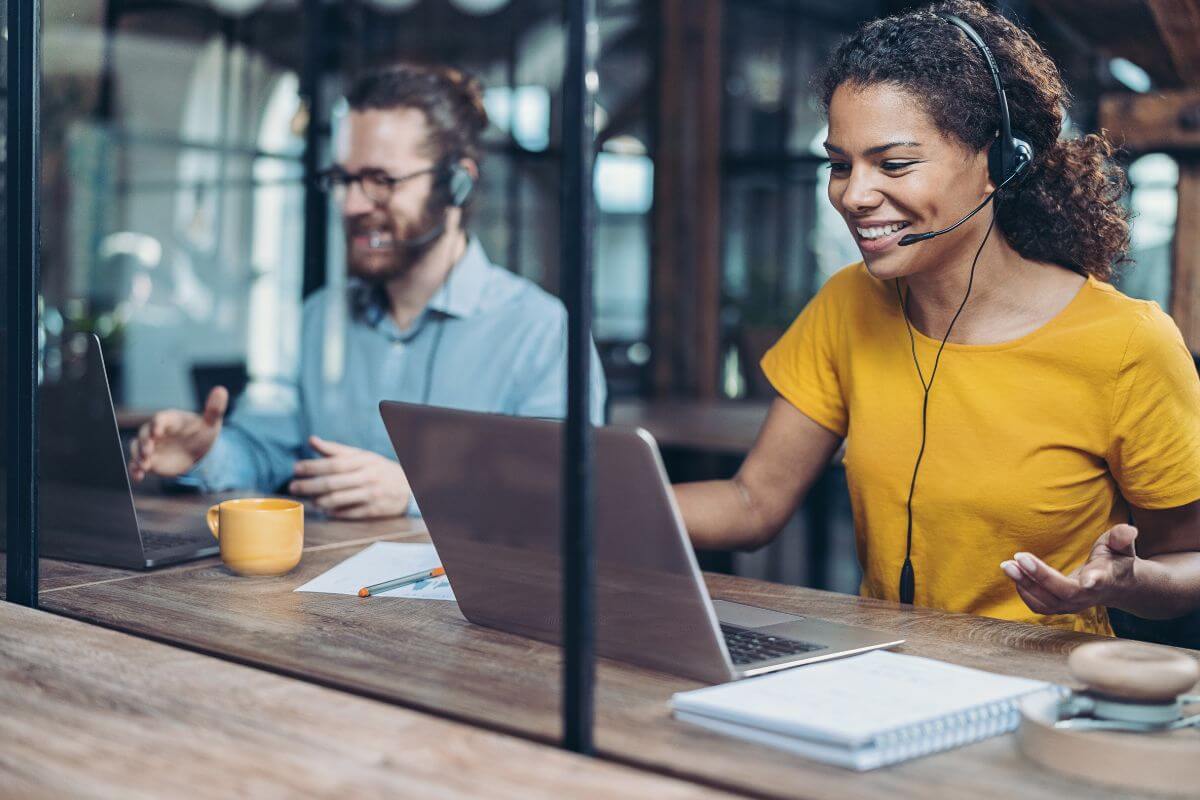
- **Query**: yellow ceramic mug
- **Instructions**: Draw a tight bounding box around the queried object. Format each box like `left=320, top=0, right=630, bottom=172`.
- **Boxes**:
left=205, top=498, right=304, bottom=576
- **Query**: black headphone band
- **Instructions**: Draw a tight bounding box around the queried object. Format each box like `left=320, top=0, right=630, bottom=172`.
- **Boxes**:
left=936, top=12, right=1022, bottom=182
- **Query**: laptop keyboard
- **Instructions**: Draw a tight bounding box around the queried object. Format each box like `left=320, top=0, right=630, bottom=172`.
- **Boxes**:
left=139, top=525, right=216, bottom=554
left=720, top=623, right=823, bottom=666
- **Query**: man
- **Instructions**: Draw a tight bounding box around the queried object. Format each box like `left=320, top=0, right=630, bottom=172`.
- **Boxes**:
left=129, top=63, right=607, bottom=518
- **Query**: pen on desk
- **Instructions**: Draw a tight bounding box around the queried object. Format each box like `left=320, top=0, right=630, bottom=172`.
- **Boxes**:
left=358, top=566, right=446, bottom=597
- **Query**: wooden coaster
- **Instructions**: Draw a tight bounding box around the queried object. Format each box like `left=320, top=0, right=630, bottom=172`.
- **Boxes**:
left=1017, top=641, right=1200, bottom=795
left=1018, top=692, right=1200, bottom=795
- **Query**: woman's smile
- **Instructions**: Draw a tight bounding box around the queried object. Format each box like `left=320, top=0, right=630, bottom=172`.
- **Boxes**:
left=851, top=219, right=913, bottom=253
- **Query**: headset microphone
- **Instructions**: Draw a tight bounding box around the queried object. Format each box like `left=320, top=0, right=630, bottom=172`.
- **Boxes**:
left=390, top=220, right=448, bottom=249
left=897, top=161, right=1026, bottom=246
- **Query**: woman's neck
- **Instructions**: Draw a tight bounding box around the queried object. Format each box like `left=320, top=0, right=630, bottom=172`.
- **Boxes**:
left=899, top=233, right=1083, bottom=346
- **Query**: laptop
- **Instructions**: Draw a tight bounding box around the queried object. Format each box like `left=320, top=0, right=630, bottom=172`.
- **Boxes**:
left=33, top=334, right=221, bottom=569
left=379, top=401, right=903, bottom=684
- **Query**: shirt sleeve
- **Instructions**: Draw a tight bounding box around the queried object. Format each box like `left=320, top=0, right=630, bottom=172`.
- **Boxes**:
left=511, top=312, right=608, bottom=426
left=176, top=393, right=307, bottom=495
left=759, top=274, right=849, bottom=437
left=1107, top=307, right=1200, bottom=509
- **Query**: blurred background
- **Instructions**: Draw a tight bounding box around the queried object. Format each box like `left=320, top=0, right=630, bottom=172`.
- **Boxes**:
left=3, top=0, right=1197, bottom=594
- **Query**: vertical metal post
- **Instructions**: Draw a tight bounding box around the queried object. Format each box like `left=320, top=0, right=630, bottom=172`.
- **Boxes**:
left=95, top=0, right=119, bottom=121
left=300, top=0, right=329, bottom=299
left=561, top=0, right=597, bottom=755
left=505, top=18, right=520, bottom=272
left=6, top=0, right=42, bottom=607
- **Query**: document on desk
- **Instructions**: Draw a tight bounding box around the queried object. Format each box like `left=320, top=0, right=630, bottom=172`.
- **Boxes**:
left=294, top=542, right=455, bottom=601
left=670, top=650, right=1059, bottom=770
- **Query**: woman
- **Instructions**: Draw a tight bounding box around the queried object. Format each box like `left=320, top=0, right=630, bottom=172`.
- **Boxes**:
left=676, top=0, right=1200, bottom=635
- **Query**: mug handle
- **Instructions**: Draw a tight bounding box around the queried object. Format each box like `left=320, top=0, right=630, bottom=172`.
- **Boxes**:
left=206, top=505, right=221, bottom=540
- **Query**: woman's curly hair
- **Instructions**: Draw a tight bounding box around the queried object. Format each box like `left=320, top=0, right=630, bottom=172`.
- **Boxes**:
left=815, top=0, right=1131, bottom=280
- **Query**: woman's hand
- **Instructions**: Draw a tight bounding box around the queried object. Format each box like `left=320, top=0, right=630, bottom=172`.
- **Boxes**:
left=1000, top=524, right=1138, bottom=615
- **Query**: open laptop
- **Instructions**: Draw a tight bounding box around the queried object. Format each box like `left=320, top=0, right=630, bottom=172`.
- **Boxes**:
left=32, top=334, right=220, bottom=569
left=380, top=401, right=903, bottom=684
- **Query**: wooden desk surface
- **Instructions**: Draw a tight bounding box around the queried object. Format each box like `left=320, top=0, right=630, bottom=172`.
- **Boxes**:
left=610, top=398, right=770, bottom=454
left=1, top=492, right=424, bottom=594
left=40, top=526, right=1198, bottom=800
left=0, top=602, right=733, bottom=799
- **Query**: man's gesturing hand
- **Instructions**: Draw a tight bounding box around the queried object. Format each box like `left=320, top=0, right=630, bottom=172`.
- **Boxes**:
left=128, top=387, right=228, bottom=481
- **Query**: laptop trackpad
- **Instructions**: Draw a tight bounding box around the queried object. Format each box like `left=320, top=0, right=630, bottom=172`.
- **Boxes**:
left=712, top=598, right=804, bottom=629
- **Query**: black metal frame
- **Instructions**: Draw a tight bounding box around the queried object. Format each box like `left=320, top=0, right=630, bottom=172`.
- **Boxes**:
left=301, top=0, right=333, bottom=299
left=6, top=0, right=42, bottom=607
left=561, top=0, right=598, bottom=755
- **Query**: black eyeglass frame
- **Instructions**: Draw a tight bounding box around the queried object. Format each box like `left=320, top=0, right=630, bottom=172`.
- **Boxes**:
left=316, top=164, right=442, bottom=205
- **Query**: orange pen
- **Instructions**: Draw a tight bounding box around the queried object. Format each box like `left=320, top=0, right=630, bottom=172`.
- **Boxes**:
left=358, top=566, right=446, bottom=597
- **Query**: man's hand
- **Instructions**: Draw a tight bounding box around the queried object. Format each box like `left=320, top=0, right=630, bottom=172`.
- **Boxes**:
left=1001, top=524, right=1138, bottom=615
left=128, top=387, right=228, bottom=481
left=288, top=435, right=412, bottom=520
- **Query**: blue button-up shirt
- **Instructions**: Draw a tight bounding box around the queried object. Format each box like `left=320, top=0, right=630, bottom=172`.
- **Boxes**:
left=184, top=238, right=607, bottom=507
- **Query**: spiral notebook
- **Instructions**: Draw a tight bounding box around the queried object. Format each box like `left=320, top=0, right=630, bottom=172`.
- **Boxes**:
left=670, top=650, right=1058, bottom=770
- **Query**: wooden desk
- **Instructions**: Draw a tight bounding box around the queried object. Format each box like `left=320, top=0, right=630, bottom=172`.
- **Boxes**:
left=39, top=526, right=1197, bottom=800
left=0, top=602, right=732, bottom=799
left=1, top=492, right=424, bottom=594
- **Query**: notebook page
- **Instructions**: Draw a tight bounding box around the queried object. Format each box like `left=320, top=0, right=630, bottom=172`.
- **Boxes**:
left=670, top=650, right=1050, bottom=748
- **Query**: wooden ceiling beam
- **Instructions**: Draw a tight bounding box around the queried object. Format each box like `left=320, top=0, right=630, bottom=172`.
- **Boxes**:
left=1031, top=0, right=1183, bottom=87
left=1099, top=88, right=1200, bottom=153
left=1145, top=0, right=1200, bottom=86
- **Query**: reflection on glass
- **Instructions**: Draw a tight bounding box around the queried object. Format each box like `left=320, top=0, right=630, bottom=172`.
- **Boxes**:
left=1118, top=153, right=1177, bottom=310
left=483, top=85, right=551, bottom=152
left=40, top=15, right=306, bottom=413
left=721, top=2, right=864, bottom=399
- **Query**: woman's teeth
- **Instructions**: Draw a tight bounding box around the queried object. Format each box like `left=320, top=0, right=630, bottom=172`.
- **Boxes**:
left=856, top=222, right=910, bottom=240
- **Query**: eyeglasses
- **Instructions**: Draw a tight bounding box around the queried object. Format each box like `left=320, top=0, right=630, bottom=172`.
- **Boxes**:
left=316, top=165, right=440, bottom=205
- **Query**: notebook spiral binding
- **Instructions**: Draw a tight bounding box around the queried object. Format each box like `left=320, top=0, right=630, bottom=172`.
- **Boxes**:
left=872, top=686, right=1068, bottom=766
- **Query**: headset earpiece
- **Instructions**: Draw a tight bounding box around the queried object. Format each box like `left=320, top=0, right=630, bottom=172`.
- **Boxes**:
left=988, top=129, right=1034, bottom=187
left=445, top=163, right=475, bottom=208
left=1010, top=135, right=1034, bottom=178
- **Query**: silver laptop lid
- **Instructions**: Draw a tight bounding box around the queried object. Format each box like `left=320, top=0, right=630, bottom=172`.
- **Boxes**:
left=379, top=401, right=736, bottom=683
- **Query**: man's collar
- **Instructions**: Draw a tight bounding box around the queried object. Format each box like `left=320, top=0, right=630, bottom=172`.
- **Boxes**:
left=424, top=236, right=491, bottom=320
left=350, top=236, right=492, bottom=327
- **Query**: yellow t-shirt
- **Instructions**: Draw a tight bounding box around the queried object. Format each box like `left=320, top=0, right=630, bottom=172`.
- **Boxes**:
left=761, top=262, right=1200, bottom=635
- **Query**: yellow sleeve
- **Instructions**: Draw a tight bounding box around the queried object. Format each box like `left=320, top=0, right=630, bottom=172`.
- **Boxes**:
left=759, top=273, right=848, bottom=437
left=1108, top=307, right=1200, bottom=509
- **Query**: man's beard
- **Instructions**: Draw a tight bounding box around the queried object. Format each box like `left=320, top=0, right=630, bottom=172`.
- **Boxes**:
left=345, top=201, right=446, bottom=284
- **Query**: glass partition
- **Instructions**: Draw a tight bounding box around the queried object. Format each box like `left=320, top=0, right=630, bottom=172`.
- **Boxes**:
left=1118, top=152, right=1177, bottom=310
left=23, top=0, right=624, bottom=744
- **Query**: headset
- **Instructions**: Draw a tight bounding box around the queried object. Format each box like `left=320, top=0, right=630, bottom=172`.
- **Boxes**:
left=893, top=12, right=1035, bottom=605
left=394, top=161, right=477, bottom=249
left=898, top=13, right=1033, bottom=247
